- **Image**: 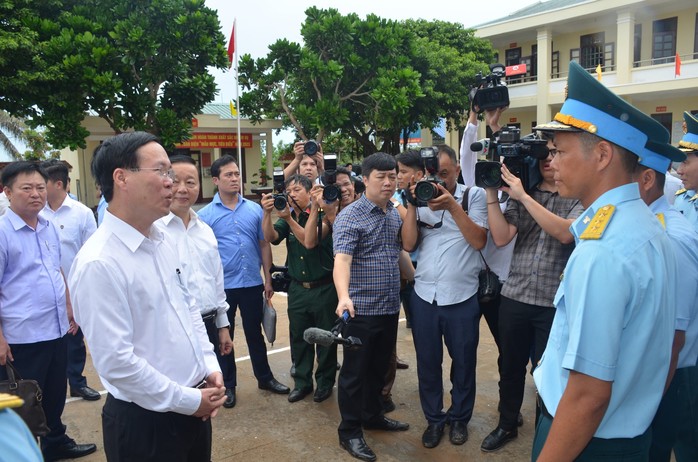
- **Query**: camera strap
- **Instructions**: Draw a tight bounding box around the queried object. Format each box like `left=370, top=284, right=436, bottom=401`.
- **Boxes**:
left=461, top=186, right=471, bottom=214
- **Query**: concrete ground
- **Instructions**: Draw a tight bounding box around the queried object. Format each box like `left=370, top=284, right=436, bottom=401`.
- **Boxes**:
left=62, top=241, right=538, bottom=462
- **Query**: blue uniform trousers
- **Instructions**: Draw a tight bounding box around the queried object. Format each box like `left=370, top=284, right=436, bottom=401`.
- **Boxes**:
left=411, top=292, right=480, bottom=425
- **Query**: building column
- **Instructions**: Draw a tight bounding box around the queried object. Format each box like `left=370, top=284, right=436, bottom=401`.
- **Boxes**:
left=536, top=27, right=552, bottom=126
left=265, top=131, right=273, bottom=175
left=616, top=10, right=635, bottom=84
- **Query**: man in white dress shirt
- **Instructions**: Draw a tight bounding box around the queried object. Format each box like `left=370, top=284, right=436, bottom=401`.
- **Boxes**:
left=69, top=132, right=226, bottom=461
left=155, top=155, right=233, bottom=361
left=40, top=159, right=101, bottom=402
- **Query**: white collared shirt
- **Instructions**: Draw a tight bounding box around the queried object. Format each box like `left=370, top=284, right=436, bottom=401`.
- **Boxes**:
left=155, top=211, right=229, bottom=328
left=70, top=211, right=220, bottom=415
left=40, top=195, right=97, bottom=277
left=0, top=192, right=8, bottom=216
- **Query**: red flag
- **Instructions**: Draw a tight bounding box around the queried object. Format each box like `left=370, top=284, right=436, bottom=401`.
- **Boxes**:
left=227, top=20, right=235, bottom=69
left=675, top=53, right=681, bottom=76
left=505, top=64, right=527, bottom=76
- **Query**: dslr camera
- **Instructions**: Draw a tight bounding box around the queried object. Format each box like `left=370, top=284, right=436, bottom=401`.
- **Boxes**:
left=414, top=146, right=446, bottom=202
left=321, top=154, right=341, bottom=203
left=272, top=169, right=287, bottom=211
left=474, top=127, right=549, bottom=191
left=471, top=63, right=509, bottom=113
left=270, top=264, right=291, bottom=293
left=304, top=140, right=320, bottom=156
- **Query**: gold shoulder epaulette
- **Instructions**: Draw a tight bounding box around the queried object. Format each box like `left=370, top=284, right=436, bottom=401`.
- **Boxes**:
left=656, top=213, right=666, bottom=229
left=0, top=392, right=24, bottom=410
left=676, top=188, right=687, bottom=196
left=690, top=194, right=698, bottom=202
left=579, top=205, right=615, bottom=240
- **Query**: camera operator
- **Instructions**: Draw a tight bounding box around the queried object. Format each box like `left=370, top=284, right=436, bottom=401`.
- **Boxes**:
left=304, top=166, right=357, bottom=248
left=479, top=119, right=583, bottom=452
left=284, top=141, right=325, bottom=184
left=261, top=174, right=338, bottom=404
left=401, top=145, right=488, bottom=449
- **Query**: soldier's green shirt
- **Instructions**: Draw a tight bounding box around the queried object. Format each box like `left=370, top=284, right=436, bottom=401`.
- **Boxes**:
left=272, top=210, right=333, bottom=282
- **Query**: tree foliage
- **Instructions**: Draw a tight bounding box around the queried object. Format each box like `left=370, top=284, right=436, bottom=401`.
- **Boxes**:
left=0, top=110, right=28, bottom=160
left=239, top=8, right=493, bottom=156
left=0, top=0, right=229, bottom=150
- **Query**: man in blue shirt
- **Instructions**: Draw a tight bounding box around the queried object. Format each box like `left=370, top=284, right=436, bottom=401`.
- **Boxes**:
left=531, top=61, right=682, bottom=461
left=333, top=152, right=409, bottom=462
left=199, top=155, right=290, bottom=408
left=0, top=162, right=96, bottom=461
left=675, top=111, right=698, bottom=231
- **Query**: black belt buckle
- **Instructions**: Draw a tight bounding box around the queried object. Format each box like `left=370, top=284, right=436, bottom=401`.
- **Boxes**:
left=201, top=310, right=216, bottom=322
left=193, top=379, right=207, bottom=389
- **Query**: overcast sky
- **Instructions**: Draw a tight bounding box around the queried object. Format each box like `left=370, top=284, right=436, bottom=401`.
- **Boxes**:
left=205, top=0, right=539, bottom=103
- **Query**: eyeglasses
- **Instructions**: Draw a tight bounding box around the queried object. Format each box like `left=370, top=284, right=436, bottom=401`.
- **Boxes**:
left=548, top=148, right=558, bottom=158
left=129, top=167, right=176, bottom=181
left=417, top=210, right=446, bottom=229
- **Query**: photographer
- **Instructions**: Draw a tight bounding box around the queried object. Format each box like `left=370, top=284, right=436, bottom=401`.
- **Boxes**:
left=261, top=174, right=338, bottom=404
left=284, top=140, right=324, bottom=184
left=480, top=121, right=583, bottom=452
left=401, top=145, right=487, bottom=449
left=304, top=166, right=357, bottom=248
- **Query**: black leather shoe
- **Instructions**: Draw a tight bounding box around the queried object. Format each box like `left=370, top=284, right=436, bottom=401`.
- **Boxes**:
left=223, top=388, right=236, bottom=408
left=70, top=386, right=101, bottom=401
left=43, top=441, right=97, bottom=461
left=288, top=387, right=312, bottom=403
left=422, top=423, right=445, bottom=448
left=313, top=387, right=332, bottom=403
left=258, top=378, right=290, bottom=394
left=449, top=420, right=468, bottom=445
left=481, top=426, right=518, bottom=452
left=517, top=412, right=524, bottom=427
left=364, top=416, right=409, bottom=431
left=382, top=396, right=396, bottom=413
left=339, top=437, right=376, bottom=461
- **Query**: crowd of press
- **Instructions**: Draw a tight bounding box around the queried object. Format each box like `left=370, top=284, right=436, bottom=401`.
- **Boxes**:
left=0, top=61, right=697, bottom=462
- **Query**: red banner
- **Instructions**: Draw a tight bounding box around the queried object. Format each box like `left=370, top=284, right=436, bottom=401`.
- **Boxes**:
left=176, top=133, right=253, bottom=149
left=505, top=64, right=527, bottom=76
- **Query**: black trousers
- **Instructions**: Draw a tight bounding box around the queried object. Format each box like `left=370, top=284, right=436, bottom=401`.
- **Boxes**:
left=1, top=337, right=70, bottom=451
left=218, top=285, right=273, bottom=389
left=102, top=394, right=211, bottom=462
left=497, top=296, right=554, bottom=431
left=337, top=313, right=399, bottom=440
left=66, top=327, right=88, bottom=389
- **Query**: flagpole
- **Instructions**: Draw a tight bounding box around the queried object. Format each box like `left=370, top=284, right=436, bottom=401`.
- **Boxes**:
left=232, top=20, right=244, bottom=195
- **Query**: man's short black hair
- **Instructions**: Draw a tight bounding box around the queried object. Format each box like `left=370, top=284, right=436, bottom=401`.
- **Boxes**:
left=335, top=166, right=353, bottom=181
left=2, top=161, right=48, bottom=189
left=91, top=131, right=159, bottom=202
left=395, top=150, right=423, bottom=171
left=362, top=152, right=396, bottom=179
left=169, top=155, right=196, bottom=167
left=210, top=155, right=237, bottom=178
left=437, top=144, right=457, bottom=165
left=284, top=174, right=312, bottom=191
left=41, top=159, right=70, bottom=188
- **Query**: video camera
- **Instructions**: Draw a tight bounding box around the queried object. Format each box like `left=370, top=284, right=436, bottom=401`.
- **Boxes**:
left=321, top=154, right=341, bottom=203
left=270, top=264, right=291, bottom=293
left=414, top=147, right=446, bottom=202
left=272, top=169, right=287, bottom=211
left=471, top=63, right=509, bottom=113
left=473, top=127, right=548, bottom=191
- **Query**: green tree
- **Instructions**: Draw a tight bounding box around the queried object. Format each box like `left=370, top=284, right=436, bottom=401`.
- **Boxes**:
left=238, top=8, right=493, bottom=156
left=0, top=110, right=28, bottom=160
left=22, top=128, right=60, bottom=161
left=0, top=0, right=229, bottom=151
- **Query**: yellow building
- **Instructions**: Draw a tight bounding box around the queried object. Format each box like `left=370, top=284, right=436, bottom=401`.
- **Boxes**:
left=61, top=103, right=281, bottom=208
left=473, top=0, right=698, bottom=141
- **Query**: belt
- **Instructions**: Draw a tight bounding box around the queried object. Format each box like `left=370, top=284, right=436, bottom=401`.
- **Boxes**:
left=191, top=378, right=207, bottom=389
left=536, top=393, right=553, bottom=420
left=291, top=275, right=334, bottom=289
left=201, top=310, right=217, bottom=322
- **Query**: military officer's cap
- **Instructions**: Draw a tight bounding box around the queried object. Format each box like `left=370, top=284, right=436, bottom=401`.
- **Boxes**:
left=535, top=61, right=685, bottom=172
left=679, top=111, right=698, bottom=154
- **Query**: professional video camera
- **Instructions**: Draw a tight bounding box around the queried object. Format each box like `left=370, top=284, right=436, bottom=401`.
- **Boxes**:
left=473, top=127, right=548, bottom=191
left=304, top=139, right=320, bottom=156
left=414, top=146, right=446, bottom=202
left=272, top=169, right=287, bottom=211
left=321, top=154, right=341, bottom=202
left=471, top=63, right=510, bottom=113
left=270, top=264, right=291, bottom=293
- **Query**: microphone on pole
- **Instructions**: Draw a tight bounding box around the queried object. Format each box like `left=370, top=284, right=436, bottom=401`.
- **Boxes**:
left=304, top=311, right=362, bottom=350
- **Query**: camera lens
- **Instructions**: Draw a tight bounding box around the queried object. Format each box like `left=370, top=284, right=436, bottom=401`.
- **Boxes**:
left=414, top=181, right=438, bottom=202
left=481, top=165, right=503, bottom=189
left=304, top=140, right=319, bottom=156
left=323, top=184, right=340, bottom=202
left=273, top=195, right=287, bottom=210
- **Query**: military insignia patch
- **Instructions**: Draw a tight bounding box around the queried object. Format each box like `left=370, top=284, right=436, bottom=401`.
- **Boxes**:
left=656, top=213, right=666, bottom=229
left=579, top=205, right=615, bottom=240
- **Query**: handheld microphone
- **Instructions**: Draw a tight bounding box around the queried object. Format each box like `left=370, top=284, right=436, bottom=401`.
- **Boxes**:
left=303, top=328, right=363, bottom=350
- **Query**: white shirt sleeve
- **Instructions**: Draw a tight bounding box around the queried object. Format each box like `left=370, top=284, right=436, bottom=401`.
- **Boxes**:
left=460, top=121, right=479, bottom=187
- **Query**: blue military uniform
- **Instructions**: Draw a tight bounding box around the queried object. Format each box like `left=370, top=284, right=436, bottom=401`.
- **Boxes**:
left=532, top=61, right=683, bottom=461
left=674, top=189, right=698, bottom=232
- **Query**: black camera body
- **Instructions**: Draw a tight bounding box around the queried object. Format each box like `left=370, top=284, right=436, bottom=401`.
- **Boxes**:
left=272, top=169, right=287, bottom=211
left=321, top=154, right=341, bottom=203
left=270, top=264, right=291, bottom=293
left=414, top=146, right=446, bottom=202
left=472, top=63, right=510, bottom=113
left=304, top=140, right=320, bottom=156
left=474, top=127, right=548, bottom=191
